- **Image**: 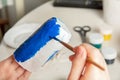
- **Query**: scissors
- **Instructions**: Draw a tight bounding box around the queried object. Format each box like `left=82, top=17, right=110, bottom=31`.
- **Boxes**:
left=74, top=26, right=91, bottom=43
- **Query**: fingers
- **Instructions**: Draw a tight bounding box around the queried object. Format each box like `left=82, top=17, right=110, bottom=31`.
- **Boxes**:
left=68, top=46, right=87, bottom=80
left=11, top=61, right=19, bottom=70
left=16, top=67, right=25, bottom=77
left=18, top=70, right=31, bottom=80
left=0, top=55, right=15, bottom=71
left=69, top=55, right=75, bottom=61
left=80, top=62, right=109, bottom=80
left=2, top=55, right=14, bottom=64
left=81, top=44, right=105, bottom=69
left=5, top=55, right=20, bottom=70
left=0, top=55, right=31, bottom=80
left=80, top=43, right=110, bottom=80
left=23, top=71, right=31, bottom=79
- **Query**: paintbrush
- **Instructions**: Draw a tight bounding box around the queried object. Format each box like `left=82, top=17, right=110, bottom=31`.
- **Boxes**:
left=53, top=37, right=105, bottom=71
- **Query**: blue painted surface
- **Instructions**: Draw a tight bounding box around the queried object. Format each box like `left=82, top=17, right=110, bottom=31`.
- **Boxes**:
left=14, top=17, right=60, bottom=62
left=42, top=50, right=59, bottom=66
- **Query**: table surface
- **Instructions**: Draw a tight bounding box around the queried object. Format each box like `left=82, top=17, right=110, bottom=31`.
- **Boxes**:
left=0, top=1, right=120, bottom=80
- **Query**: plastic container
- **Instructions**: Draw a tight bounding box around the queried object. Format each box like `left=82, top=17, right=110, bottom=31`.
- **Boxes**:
left=101, top=47, right=117, bottom=65
left=88, top=33, right=104, bottom=49
left=100, top=27, right=112, bottom=41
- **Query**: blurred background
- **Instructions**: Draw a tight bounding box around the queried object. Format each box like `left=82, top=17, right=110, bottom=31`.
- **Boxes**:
left=0, top=0, right=49, bottom=40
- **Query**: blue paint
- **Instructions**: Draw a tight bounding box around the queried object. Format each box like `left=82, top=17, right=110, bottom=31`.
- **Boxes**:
left=42, top=50, right=59, bottom=66
left=53, top=37, right=61, bottom=42
left=46, top=50, right=59, bottom=62
left=14, top=17, right=60, bottom=62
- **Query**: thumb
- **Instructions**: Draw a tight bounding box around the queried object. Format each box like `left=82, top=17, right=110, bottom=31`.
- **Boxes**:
left=68, top=46, right=87, bottom=80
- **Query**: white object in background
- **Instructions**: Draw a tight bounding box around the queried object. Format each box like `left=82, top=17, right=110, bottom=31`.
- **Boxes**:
left=15, top=0, right=25, bottom=20
left=103, top=0, right=120, bottom=26
left=0, top=0, right=3, bottom=9
left=3, top=23, right=40, bottom=48
left=88, top=33, right=104, bottom=49
left=7, top=0, right=14, bottom=6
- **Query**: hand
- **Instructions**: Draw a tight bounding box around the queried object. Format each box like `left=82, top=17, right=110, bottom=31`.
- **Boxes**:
left=68, top=44, right=110, bottom=80
left=0, top=55, right=31, bottom=80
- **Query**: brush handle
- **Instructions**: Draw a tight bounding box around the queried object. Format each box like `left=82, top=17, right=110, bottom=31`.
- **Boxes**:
left=59, top=41, right=105, bottom=71
left=60, top=41, right=73, bottom=51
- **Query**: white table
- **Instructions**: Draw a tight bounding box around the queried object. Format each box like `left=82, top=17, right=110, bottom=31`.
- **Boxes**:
left=0, top=1, right=120, bottom=80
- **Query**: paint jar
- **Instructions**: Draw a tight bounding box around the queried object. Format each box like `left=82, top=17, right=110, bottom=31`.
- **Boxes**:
left=88, top=33, right=104, bottom=49
left=100, top=27, right=112, bottom=41
left=101, top=47, right=117, bottom=65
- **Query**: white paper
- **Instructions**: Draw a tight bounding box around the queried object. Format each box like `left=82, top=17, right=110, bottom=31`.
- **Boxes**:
left=13, top=19, right=71, bottom=72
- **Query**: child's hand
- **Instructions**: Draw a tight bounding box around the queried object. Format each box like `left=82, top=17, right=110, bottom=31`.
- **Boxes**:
left=68, top=44, right=110, bottom=80
left=0, top=55, right=31, bottom=80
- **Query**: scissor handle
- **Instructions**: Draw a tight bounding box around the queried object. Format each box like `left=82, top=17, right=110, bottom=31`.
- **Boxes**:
left=73, top=26, right=82, bottom=32
left=82, top=26, right=91, bottom=32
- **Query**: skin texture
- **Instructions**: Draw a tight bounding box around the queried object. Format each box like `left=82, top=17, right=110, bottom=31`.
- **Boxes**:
left=0, top=55, right=31, bottom=80
left=0, top=44, right=110, bottom=80
left=68, top=44, right=110, bottom=80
